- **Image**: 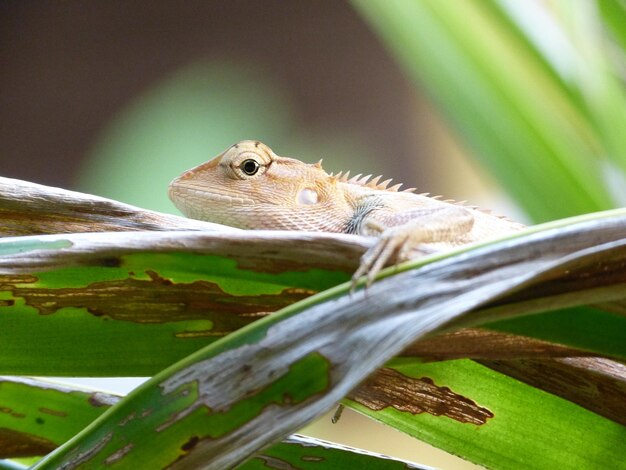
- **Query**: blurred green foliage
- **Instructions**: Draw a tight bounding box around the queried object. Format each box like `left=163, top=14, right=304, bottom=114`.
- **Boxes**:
left=353, top=0, right=626, bottom=222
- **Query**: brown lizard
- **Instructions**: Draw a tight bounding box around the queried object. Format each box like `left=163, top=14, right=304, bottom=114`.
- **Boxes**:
left=168, top=140, right=525, bottom=286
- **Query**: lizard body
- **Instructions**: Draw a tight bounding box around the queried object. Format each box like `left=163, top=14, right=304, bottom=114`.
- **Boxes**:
left=169, top=141, right=524, bottom=284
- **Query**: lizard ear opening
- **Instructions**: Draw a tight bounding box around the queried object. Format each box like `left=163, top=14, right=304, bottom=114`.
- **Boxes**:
left=297, top=188, right=319, bottom=205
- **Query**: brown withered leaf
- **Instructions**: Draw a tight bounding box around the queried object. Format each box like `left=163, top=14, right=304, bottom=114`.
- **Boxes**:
left=0, top=176, right=229, bottom=236
left=403, top=327, right=596, bottom=360
left=348, top=367, right=495, bottom=425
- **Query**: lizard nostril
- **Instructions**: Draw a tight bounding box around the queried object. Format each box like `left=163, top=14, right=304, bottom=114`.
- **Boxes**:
left=297, top=188, right=319, bottom=205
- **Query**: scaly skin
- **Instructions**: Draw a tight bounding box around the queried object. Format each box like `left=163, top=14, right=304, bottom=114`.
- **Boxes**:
left=169, top=141, right=525, bottom=284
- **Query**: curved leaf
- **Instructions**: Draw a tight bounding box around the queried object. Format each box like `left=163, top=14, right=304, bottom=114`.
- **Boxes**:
left=0, top=177, right=228, bottom=237
left=0, top=231, right=362, bottom=375
left=347, top=359, right=626, bottom=470
left=0, top=377, right=120, bottom=458
left=0, top=378, right=427, bottom=469
left=32, top=213, right=626, bottom=469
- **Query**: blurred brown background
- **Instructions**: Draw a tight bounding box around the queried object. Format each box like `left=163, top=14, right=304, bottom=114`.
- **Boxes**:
left=0, top=1, right=423, bottom=186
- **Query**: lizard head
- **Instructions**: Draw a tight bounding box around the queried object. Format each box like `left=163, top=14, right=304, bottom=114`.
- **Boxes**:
left=168, top=140, right=345, bottom=229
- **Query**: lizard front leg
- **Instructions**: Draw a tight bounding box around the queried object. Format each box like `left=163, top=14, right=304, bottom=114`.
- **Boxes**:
left=353, top=206, right=475, bottom=287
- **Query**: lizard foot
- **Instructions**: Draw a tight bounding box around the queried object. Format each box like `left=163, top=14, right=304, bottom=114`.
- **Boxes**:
left=351, top=229, right=425, bottom=290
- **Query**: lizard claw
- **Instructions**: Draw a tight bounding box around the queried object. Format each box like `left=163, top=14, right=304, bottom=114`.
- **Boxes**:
left=351, top=230, right=438, bottom=292
left=351, top=230, right=411, bottom=291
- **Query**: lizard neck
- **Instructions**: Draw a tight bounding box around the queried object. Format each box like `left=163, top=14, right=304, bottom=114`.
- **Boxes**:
left=338, top=182, right=386, bottom=235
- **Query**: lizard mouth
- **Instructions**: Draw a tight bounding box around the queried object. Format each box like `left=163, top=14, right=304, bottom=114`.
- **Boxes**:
left=168, top=181, right=256, bottom=206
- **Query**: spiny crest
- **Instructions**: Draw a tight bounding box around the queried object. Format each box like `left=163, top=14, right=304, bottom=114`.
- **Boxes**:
left=329, top=170, right=416, bottom=193
left=328, top=167, right=518, bottom=222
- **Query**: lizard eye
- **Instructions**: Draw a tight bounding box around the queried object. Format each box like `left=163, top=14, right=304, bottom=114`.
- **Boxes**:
left=241, top=159, right=260, bottom=176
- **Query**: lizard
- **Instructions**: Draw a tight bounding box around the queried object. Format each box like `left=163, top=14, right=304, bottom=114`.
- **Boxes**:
left=168, top=140, right=525, bottom=287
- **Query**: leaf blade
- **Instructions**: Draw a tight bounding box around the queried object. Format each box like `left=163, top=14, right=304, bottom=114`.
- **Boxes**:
left=32, top=212, right=626, bottom=469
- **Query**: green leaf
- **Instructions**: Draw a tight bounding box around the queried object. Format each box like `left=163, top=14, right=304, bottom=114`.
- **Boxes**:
left=2, top=212, right=626, bottom=377
left=486, top=305, right=626, bottom=358
left=597, top=0, right=626, bottom=75
left=31, top=212, right=626, bottom=469
left=0, top=231, right=359, bottom=375
left=243, top=435, right=430, bottom=470
left=0, top=378, right=426, bottom=469
left=549, top=0, right=626, bottom=174
left=3, top=210, right=626, bottom=377
left=0, top=377, right=120, bottom=458
left=346, top=359, right=626, bottom=470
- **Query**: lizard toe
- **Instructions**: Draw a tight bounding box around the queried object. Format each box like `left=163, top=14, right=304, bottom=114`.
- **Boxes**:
left=352, top=230, right=410, bottom=289
left=351, top=239, right=386, bottom=291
